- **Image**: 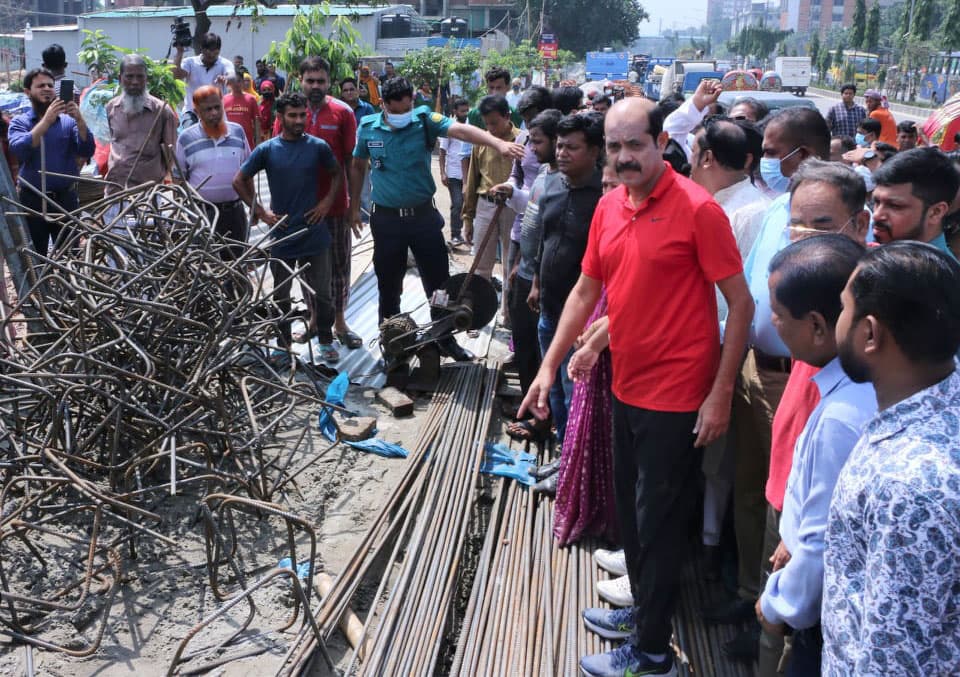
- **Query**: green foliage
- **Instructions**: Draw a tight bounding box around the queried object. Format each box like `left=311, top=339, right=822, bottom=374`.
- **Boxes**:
left=913, top=0, right=933, bottom=41
left=808, top=31, right=821, bottom=65
left=818, top=48, right=833, bottom=82
left=555, top=49, right=578, bottom=69
left=265, top=3, right=368, bottom=91
left=728, top=24, right=794, bottom=59
left=398, top=46, right=483, bottom=104
left=878, top=66, right=887, bottom=87
left=77, top=29, right=120, bottom=79
left=850, top=0, right=867, bottom=48
left=487, top=43, right=545, bottom=78
left=778, top=40, right=788, bottom=56
left=864, top=2, right=881, bottom=52
left=530, top=0, right=648, bottom=56
left=942, top=0, right=960, bottom=50
left=75, top=30, right=185, bottom=106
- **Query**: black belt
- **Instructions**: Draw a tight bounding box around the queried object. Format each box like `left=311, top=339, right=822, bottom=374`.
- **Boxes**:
left=479, top=193, right=499, bottom=203
left=752, top=348, right=792, bottom=373
left=371, top=201, right=434, bottom=218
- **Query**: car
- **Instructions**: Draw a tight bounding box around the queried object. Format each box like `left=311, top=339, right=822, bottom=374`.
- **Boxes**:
left=717, top=89, right=818, bottom=114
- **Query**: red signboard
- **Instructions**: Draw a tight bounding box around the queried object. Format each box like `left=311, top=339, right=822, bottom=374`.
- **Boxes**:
left=539, top=42, right=558, bottom=60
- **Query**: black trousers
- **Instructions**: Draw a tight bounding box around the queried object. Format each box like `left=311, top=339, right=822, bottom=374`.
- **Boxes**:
left=787, top=625, right=822, bottom=677
left=19, top=186, right=79, bottom=256
left=203, top=200, right=248, bottom=260
left=370, top=204, right=449, bottom=322
left=612, top=398, right=701, bottom=654
left=507, top=273, right=541, bottom=394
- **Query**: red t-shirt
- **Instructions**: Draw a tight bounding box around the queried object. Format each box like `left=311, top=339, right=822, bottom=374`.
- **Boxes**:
left=223, top=92, right=259, bottom=149
left=765, top=360, right=821, bottom=511
left=581, top=164, right=743, bottom=412
left=272, top=96, right=356, bottom=216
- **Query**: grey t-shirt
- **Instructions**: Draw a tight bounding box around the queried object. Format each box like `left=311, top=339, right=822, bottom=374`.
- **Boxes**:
left=517, top=166, right=555, bottom=281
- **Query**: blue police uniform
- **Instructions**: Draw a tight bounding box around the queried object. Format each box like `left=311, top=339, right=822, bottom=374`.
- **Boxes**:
left=354, top=106, right=454, bottom=321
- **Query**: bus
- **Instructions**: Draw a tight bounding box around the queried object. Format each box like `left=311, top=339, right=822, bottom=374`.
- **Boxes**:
left=918, top=51, right=960, bottom=105
left=828, top=50, right=880, bottom=88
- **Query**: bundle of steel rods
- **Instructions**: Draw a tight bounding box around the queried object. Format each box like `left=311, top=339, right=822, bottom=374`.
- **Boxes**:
left=276, top=362, right=500, bottom=676
left=450, top=448, right=610, bottom=674
left=0, top=180, right=345, bottom=660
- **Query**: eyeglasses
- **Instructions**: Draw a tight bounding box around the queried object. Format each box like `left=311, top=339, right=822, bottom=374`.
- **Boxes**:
left=788, top=214, right=858, bottom=238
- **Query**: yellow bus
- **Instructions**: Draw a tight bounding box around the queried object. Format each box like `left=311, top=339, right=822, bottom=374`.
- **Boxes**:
left=828, top=50, right=880, bottom=87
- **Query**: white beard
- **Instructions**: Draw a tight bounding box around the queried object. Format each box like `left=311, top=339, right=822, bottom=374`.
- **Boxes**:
left=121, top=90, right=148, bottom=114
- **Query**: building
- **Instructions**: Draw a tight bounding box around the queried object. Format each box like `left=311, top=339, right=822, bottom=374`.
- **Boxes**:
left=779, top=0, right=859, bottom=34
left=731, top=0, right=782, bottom=36
left=22, top=3, right=491, bottom=86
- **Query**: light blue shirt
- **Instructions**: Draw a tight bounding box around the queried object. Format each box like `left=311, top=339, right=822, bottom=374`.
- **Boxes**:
left=929, top=231, right=958, bottom=260
left=742, top=192, right=791, bottom=357
left=760, top=358, right=877, bottom=629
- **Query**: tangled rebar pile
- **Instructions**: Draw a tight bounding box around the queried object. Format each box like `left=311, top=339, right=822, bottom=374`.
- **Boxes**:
left=0, top=181, right=343, bottom=664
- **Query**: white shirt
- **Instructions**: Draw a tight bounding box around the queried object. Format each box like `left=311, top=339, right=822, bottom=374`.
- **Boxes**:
left=714, top=176, right=769, bottom=327
left=439, top=136, right=472, bottom=180
left=181, top=55, right=235, bottom=112
left=663, top=97, right=709, bottom=161
left=506, top=89, right=522, bottom=108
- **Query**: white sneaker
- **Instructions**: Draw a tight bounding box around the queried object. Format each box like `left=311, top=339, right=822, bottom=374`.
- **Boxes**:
left=596, top=574, right=634, bottom=608
left=594, top=548, right=627, bottom=576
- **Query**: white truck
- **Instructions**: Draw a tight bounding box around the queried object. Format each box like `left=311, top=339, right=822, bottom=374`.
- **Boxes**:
left=774, top=56, right=812, bottom=96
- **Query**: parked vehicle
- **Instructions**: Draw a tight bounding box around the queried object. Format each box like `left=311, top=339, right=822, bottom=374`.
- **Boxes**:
left=773, top=56, right=812, bottom=95
left=717, top=90, right=818, bottom=113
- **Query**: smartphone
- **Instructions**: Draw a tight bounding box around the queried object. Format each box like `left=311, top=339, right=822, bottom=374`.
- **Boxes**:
left=59, top=79, right=74, bottom=103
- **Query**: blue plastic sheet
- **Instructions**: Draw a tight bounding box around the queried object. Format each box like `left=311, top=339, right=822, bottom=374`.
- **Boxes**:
left=317, top=372, right=410, bottom=459
left=277, top=557, right=311, bottom=580
left=479, top=442, right=536, bottom=486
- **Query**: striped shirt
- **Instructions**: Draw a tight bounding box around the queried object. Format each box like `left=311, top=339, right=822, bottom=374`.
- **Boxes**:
left=175, top=121, right=250, bottom=204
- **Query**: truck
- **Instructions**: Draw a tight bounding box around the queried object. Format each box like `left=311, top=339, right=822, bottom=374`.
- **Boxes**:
left=773, top=56, right=812, bottom=96
left=661, top=60, right=716, bottom=98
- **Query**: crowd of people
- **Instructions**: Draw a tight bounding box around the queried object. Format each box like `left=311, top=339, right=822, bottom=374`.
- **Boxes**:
left=5, top=35, right=960, bottom=677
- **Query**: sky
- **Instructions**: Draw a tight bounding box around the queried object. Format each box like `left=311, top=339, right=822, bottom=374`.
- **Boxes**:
left=637, top=0, right=708, bottom=34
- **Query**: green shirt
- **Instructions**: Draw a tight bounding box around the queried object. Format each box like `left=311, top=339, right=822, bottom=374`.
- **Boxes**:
left=354, top=105, right=453, bottom=208
left=467, top=106, right=524, bottom=130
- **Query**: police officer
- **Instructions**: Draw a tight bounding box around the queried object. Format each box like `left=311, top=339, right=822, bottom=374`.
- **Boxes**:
left=349, top=76, right=524, bottom=359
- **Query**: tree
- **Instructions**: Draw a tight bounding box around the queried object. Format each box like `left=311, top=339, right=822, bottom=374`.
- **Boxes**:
left=778, top=40, right=788, bottom=56
left=913, top=0, right=933, bottom=41
left=75, top=30, right=186, bottom=106
left=864, top=1, right=881, bottom=52
left=527, top=0, right=648, bottom=56
left=808, top=31, right=821, bottom=65
left=265, top=5, right=368, bottom=90
left=728, top=24, right=793, bottom=61
left=398, top=46, right=482, bottom=104
left=487, top=43, right=546, bottom=78
left=850, top=0, right=867, bottom=49
left=818, top=47, right=833, bottom=83
left=942, top=0, right=960, bottom=51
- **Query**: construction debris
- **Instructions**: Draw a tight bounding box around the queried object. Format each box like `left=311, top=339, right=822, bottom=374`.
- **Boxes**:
left=375, top=386, right=414, bottom=417
left=0, top=179, right=352, bottom=667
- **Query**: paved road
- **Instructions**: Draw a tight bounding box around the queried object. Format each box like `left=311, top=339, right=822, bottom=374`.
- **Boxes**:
left=806, top=90, right=929, bottom=124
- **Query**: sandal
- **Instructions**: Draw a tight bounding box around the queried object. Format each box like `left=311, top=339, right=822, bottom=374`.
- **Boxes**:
left=336, top=330, right=363, bottom=350
left=318, top=343, right=340, bottom=363
left=506, top=418, right=550, bottom=442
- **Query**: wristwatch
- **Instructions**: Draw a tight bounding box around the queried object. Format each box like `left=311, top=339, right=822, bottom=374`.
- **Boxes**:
left=863, top=150, right=877, bottom=160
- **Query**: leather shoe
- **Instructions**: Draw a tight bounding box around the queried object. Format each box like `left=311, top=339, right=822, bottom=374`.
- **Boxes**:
left=722, top=622, right=760, bottom=663
left=530, top=458, right=561, bottom=481
left=437, top=336, right=474, bottom=362
left=701, top=596, right=755, bottom=625
left=532, top=473, right=557, bottom=495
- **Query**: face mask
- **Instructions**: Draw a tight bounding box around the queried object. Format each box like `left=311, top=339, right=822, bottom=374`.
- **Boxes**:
left=385, top=110, right=413, bottom=128
left=855, top=133, right=866, bottom=146
left=759, top=147, right=800, bottom=194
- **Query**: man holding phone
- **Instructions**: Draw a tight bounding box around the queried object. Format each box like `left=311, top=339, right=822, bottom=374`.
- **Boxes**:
left=8, top=67, right=94, bottom=256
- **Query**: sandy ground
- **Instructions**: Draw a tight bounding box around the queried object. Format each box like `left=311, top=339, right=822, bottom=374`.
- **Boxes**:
left=0, top=157, right=514, bottom=676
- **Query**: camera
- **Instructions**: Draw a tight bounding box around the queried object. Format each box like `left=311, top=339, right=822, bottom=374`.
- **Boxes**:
left=171, top=17, right=193, bottom=48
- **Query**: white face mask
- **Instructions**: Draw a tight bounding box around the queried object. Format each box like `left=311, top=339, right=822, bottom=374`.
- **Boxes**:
left=385, top=110, right=413, bottom=128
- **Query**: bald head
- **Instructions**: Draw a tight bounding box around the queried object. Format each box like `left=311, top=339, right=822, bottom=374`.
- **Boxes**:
left=605, top=97, right=668, bottom=195
left=606, top=97, right=661, bottom=140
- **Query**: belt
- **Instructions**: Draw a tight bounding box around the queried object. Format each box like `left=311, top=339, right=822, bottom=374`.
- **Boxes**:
left=212, top=199, right=243, bottom=208
left=371, top=201, right=434, bottom=218
left=479, top=193, right=498, bottom=203
left=752, top=348, right=792, bottom=373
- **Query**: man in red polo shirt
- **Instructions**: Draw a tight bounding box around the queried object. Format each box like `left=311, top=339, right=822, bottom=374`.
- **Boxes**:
left=520, top=97, right=754, bottom=677
left=273, top=56, right=361, bottom=348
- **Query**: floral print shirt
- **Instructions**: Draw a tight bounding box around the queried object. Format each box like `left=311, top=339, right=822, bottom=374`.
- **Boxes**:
left=822, top=368, right=960, bottom=676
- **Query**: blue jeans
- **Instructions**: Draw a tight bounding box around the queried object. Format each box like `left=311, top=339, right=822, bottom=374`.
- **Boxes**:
left=537, top=311, right=574, bottom=443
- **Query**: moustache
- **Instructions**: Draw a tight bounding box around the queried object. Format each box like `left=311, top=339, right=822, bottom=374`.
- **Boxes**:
left=616, top=161, right=643, bottom=173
